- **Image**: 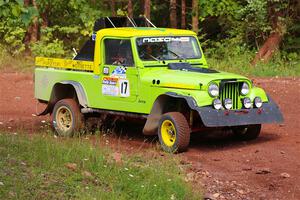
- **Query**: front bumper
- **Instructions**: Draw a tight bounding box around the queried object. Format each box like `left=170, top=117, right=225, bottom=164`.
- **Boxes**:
left=196, top=97, right=283, bottom=127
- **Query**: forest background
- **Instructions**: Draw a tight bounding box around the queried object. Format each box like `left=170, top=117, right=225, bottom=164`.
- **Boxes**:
left=0, top=0, right=299, bottom=76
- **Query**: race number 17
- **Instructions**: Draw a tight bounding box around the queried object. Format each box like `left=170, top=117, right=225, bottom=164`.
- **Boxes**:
left=119, top=79, right=130, bottom=97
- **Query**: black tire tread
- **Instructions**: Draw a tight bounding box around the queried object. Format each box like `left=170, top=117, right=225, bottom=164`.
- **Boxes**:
left=158, top=112, right=190, bottom=153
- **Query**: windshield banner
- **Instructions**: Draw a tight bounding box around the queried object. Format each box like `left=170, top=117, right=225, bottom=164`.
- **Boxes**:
left=141, top=37, right=190, bottom=43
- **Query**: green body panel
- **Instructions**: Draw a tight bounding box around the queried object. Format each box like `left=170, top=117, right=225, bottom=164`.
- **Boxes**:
left=35, top=28, right=269, bottom=114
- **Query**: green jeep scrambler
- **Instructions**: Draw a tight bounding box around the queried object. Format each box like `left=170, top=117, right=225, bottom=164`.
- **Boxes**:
left=34, top=17, right=283, bottom=153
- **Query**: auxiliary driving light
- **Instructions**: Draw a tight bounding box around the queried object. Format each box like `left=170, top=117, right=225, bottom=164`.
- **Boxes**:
left=243, top=97, right=252, bottom=109
left=241, top=82, right=250, bottom=95
left=213, top=99, right=222, bottom=110
left=254, top=97, right=263, bottom=108
left=224, top=98, right=233, bottom=110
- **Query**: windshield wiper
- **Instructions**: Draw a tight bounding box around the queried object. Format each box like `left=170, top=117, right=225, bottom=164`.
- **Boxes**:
left=141, top=51, right=166, bottom=63
left=167, top=49, right=186, bottom=61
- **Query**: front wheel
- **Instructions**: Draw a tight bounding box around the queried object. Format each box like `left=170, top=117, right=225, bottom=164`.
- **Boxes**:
left=232, top=124, right=261, bottom=141
left=51, top=98, right=84, bottom=137
left=158, top=112, right=190, bottom=153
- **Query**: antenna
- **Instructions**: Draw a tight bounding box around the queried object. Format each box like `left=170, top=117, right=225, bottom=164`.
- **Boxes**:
left=126, top=16, right=136, bottom=27
left=144, top=16, right=157, bottom=28
left=131, top=17, right=138, bottom=27
left=106, top=16, right=116, bottom=28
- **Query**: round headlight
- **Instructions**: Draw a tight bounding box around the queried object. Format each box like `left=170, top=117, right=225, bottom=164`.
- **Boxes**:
left=213, top=99, right=222, bottom=110
left=243, top=97, right=252, bottom=109
left=224, top=98, right=233, bottom=110
left=208, top=83, right=219, bottom=97
left=241, top=82, right=250, bottom=95
left=254, top=97, right=262, bottom=108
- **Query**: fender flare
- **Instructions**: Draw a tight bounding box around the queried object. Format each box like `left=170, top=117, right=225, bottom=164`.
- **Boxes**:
left=60, top=81, right=88, bottom=107
left=143, top=92, right=197, bottom=135
left=37, top=81, right=88, bottom=116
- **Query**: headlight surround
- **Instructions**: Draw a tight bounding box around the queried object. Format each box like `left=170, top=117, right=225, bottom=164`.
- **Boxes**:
left=254, top=97, right=263, bottom=108
left=208, top=83, right=219, bottom=97
left=224, top=98, right=233, bottom=110
left=213, top=99, right=222, bottom=110
left=241, top=82, right=250, bottom=95
left=243, top=97, right=252, bottom=109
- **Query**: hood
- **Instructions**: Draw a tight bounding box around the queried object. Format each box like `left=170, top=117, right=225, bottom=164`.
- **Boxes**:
left=141, top=67, right=248, bottom=90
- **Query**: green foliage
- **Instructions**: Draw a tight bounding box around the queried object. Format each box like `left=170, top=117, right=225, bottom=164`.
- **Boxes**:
left=0, top=133, right=201, bottom=199
left=0, top=0, right=36, bottom=54
left=31, top=39, right=65, bottom=57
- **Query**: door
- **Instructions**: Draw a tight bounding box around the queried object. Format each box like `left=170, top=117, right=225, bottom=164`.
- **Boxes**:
left=100, top=38, right=138, bottom=103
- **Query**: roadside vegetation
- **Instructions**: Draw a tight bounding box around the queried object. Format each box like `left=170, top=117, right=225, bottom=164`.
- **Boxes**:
left=0, top=132, right=200, bottom=199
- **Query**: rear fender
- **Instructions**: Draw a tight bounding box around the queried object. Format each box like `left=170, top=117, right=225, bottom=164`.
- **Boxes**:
left=37, top=81, right=88, bottom=116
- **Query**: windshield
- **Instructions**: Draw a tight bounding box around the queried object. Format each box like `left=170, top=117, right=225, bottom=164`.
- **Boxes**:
left=136, top=36, right=201, bottom=61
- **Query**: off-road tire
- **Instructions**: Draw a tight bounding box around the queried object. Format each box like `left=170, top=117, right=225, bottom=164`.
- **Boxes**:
left=51, top=98, right=84, bottom=137
left=158, top=112, right=190, bottom=153
left=232, top=124, right=261, bottom=141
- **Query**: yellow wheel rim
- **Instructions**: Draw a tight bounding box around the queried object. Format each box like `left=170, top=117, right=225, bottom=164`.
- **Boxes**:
left=56, top=106, right=73, bottom=132
left=161, top=120, right=176, bottom=147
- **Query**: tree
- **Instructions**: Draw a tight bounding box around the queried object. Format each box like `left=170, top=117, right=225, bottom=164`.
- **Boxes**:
left=128, top=0, right=133, bottom=18
left=192, top=0, right=198, bottom=33
left=144, top=0, right=151, bottom=20
left=111, top=0, right=116, bottom=17
left=251, top=0, right=297, bottom=65
left=170, top=0, right=177, bottom=28
left=24, top=0, right=39, bottom=48
left=181, top=0, right=186, bottom=29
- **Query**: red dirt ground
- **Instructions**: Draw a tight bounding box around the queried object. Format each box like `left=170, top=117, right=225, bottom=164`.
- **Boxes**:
left=0, top=72, right=299, bottom=199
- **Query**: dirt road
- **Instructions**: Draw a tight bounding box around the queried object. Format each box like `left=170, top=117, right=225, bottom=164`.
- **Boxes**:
left=0, top=72, right=299, bottom=199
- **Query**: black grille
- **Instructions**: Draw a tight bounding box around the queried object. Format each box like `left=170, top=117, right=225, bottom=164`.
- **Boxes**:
left=220, top=82, right=241, bottom=109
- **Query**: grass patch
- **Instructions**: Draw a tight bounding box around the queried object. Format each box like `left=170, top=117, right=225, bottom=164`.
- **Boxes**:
left=207, top=56, right=300, bottom=77
left=0, top=133, right=200, bottom=200
left=205, top=44, right=300, bottom=77
left=0, top=46, right=34, bottom=72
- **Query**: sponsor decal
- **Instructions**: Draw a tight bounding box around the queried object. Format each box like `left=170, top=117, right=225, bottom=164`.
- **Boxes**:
left=102, top=84, right=119, bottom=96
left=102, top=76, right=130, bottom=97
left=102, top=77, right=118, bottom=85
left=111, top=66, right=127, bottom=78
left=142, top=37, right=190, bottom=43
left=103, top=66, right=109, bottom=75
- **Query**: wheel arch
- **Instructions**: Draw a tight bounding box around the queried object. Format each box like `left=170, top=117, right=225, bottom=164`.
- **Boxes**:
left=143, top=92, right=197, bottom=135
left=38, top=81, right=88, bottom=116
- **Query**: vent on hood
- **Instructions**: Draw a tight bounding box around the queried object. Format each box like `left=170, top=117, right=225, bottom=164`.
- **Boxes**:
left=168, top=62, right=219, bottom=73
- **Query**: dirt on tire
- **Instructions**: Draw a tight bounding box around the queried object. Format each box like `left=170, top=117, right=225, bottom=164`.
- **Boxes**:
left=0, top=72, right=299, bottom=199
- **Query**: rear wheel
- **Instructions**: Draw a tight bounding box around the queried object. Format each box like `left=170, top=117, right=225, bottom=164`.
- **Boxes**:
left=51, top=98, right=84, bottom=137
left=158, top=112, right=190, bottom=153
left=232, top=124, right=261, bottom=140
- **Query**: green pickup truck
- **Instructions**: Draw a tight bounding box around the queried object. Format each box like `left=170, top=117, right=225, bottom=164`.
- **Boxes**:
left=35, top=17, right=283, bottom=153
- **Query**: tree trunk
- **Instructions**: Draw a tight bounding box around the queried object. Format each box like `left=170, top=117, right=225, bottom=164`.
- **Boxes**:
left=192, top=0, right=198, bottom=33
left=128, top=0, right=133, bottom=18
left=24, top=0, right=39, bottom=50
left=144, top=0, right=151, bottom=20
left=251, top=3, right=286, bottom=65
left=251, top=33, right=282, bottom=65
left=30, top=0, right=38, bottom=42
left=181, top=0, right=186, bottom=29
left=111, top=0, right=116, bottom=17
left=170, top=0, right=177, bottom=28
